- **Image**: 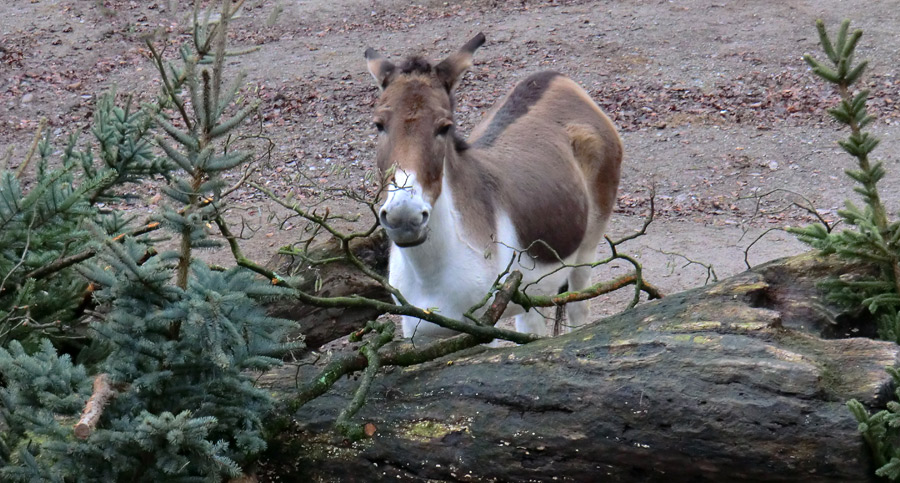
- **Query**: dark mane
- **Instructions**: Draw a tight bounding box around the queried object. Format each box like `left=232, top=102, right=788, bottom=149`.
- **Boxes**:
left=399, top=56, right=433, bottom=75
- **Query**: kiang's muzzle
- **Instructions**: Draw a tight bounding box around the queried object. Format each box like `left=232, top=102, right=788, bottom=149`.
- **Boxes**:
left=379, top=172, right=431, bottom=247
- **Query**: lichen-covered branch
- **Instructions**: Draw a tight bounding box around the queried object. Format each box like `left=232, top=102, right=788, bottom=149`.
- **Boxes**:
left=289, top=271, right=525, bottom=417
left=515, top=271, right=662, bottom=310
left=333, top=321, right=394, bottom=438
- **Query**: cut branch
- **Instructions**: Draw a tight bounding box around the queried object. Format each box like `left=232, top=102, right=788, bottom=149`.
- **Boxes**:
left=74, top=373, right=115, bottom=440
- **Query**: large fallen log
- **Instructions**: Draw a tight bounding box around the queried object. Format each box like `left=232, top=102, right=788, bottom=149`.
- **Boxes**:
left=260, top=253, right=897, bottom=482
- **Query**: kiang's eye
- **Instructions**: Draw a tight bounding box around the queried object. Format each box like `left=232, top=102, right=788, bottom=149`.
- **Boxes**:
left=435, top=121, right=452, bottom=136
left=374, top=120, right=385, bottom=132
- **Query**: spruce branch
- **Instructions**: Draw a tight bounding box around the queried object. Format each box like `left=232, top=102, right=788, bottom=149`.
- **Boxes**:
left=156, top=116, right=200, bottom=152
left=1, top=2, right=291, bottom=480
left=803, top=21, right=900, bottom=479
left=210, top=0, right=230, bottom=114
left=655, top=247, right=719, bottom=285
left=145, top=40, right=192, bottom=131
left=803, top=18, right=900, bottom=310
left=209, top=100, right=259, bottom=139
left=23, top=222, right=161, bottom=281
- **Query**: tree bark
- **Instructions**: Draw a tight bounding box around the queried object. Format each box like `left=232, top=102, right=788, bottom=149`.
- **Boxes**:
left=260, top=253, right=897, bottom=482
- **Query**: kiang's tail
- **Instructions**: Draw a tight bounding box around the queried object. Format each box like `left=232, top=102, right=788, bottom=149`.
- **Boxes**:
left=553, top=281, right=568, bottom=337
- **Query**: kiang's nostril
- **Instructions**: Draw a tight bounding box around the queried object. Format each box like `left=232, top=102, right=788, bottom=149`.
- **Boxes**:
left=379, top=208, right=389, bottom=226
left=420, top=210, right=430, bottom=224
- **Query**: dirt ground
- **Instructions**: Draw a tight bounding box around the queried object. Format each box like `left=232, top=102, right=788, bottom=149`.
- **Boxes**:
left=3, top=0, right=900, bottom=316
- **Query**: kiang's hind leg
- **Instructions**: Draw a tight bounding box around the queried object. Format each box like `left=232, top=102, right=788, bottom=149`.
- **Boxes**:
left=561, top=121, right=620, bottom=334
left=560, top=244, right=597, bottom=334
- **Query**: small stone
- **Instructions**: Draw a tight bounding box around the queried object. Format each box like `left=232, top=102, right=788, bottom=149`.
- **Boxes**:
left=21, top=93, right=34, bottom=103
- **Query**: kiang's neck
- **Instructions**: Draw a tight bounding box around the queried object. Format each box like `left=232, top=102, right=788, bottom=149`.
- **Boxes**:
left=396, top=155, right=486, bottom=278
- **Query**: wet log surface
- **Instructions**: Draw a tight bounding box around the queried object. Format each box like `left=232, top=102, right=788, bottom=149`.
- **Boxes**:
left=261, top=253, right=898, bottom=482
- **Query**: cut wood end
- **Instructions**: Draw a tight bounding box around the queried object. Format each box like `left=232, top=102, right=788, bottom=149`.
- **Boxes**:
left=74, top=422, right=92, bottom=440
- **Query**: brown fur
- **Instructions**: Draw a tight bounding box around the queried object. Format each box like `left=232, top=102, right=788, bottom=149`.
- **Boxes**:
left=467, top=74, right=622, bottom=262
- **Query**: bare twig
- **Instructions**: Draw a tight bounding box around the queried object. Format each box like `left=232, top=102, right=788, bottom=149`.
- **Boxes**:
left=333, top=320, right=394, bottom=438
left=220, top=164, right=257, bottom=199
left=609, top=186, right=656, bottom=246
left=15, top=117, right=47, bottom=180
left=743, top=227, right=789, bottom=270
left=2, top=145, right=13, bottom=171
left=0, top=212, right=34, bottom=296
left=248, top=180, right=403, bottom=303
left=216, top=214, right=534, bottom=343
left=739, top=187, right=837, bottom=236
left=654, top=248, right=719, bottom=285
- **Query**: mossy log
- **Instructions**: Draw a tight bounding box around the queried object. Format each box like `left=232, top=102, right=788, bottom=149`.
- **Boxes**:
left=261, top=253, right=897, bottom=482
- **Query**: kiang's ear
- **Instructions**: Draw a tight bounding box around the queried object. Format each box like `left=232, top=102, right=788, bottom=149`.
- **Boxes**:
left=365, top=47, right=396, bottom=90
left=435, top=32, right=485, bottom=92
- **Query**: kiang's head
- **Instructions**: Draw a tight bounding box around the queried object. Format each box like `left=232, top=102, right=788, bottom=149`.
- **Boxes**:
left=364, top=33, right=485, bottom=247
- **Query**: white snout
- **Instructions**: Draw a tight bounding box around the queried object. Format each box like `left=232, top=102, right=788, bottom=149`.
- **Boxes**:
left=380, top=171, right=432, bottom=247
